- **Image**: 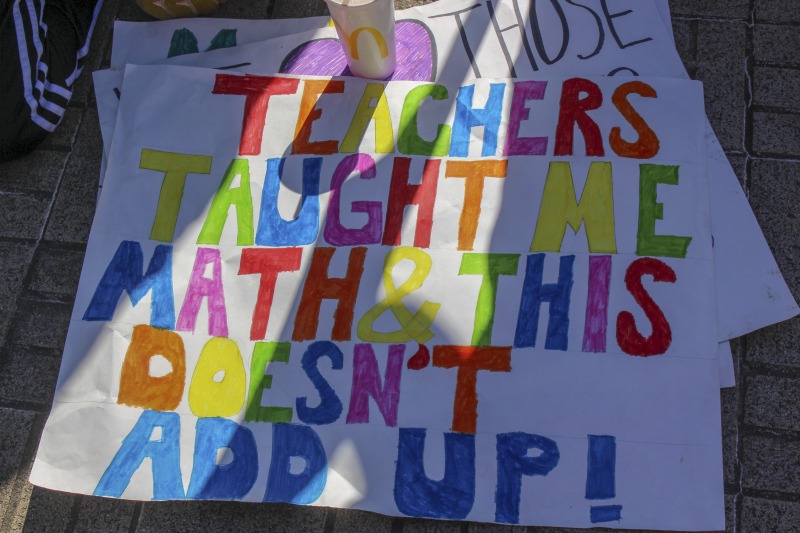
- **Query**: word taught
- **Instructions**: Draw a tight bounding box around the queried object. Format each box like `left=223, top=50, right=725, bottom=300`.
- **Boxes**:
left=138, top=150, right=690, bottom=261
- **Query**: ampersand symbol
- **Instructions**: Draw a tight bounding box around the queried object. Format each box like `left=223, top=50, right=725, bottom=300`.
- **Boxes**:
left=357, top=247, right=441, bottom=343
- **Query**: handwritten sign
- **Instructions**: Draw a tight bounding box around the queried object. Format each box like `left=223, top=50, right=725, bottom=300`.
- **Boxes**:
left=32, top=64, right=724, bottom=530
left=101, top=0, right=798, bottom=362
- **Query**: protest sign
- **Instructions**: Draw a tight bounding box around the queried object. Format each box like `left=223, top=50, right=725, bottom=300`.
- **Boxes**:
left=103, top=0, right=799, bottom=350
left=100, top=0, right=797, bottom=357
left=110, top=16, right=328, bottom=68
left=108, top=0, right=674, bottom=68
left=33, top=64, right=723, bottom=530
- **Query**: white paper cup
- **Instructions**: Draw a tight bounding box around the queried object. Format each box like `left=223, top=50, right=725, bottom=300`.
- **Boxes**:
left=323, top=0, right=397, bottom=79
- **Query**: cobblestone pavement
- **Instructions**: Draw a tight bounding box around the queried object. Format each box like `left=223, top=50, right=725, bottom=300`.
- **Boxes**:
left=1, top=1, right=798, bottom=531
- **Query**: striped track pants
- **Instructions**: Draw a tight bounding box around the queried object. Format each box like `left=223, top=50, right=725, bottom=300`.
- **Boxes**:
left=1, top=0, right=104, bottom=160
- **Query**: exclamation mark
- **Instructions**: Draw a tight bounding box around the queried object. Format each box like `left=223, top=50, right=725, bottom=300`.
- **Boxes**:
left=585, top=435, right=622, bottom=524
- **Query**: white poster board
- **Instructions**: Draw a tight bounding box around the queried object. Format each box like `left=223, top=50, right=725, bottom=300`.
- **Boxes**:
left=34, top=64, right=723, bottom=530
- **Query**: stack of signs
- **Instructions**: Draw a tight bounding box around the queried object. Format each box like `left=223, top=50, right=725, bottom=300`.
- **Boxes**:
left=30, top=1, right=798, bottom=530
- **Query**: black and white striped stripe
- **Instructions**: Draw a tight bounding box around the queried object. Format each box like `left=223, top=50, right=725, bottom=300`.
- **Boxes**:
left=11, top=0, right=104, bottom=132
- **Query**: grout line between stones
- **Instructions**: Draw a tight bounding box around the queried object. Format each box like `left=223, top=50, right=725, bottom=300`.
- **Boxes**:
left=741, top=487, right=800, bottom=503
left=323, top=507, right=336, bottom=533
left=0, top=400, right=52, bottom=413
left=390, top=516, right=404, bottom=533
left=673, top=15, right=751, bottom=25
left=63, top=496, right=83, bottom=533
left=127, top=502, right=143, bottom=533
left=750, top=105, right=800, bottom=116
left=688, top=18, right=698, bottom=79
left=733, top=338, right=746, bottom=533
left=741, top=423, right=800, bottom=441
left=733, top=3, right=758, bottom=531
left=743, top=360, right=800, bottom=377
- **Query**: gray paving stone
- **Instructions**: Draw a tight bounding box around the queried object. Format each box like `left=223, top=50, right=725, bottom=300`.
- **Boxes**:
left=721, top=387, right=738, bottom=486
left=694, top=21, right=747, bottom=151
left=333, top=509, right=393, bottom=533
left=401, top=517, right=464, bottom=532
left=724, top=493, right=735, bottom=533
left=0, top=150, right=69, bottom=194
left=730, top=337, right=744, bottom=360
left=1, top=467, right=35, bottom=533
left=0, top=346, right=60, bottom=406
left=19, top=487, right=75, bottom=533
left=741, top=435, right=800, bottom=494
left=753, top=66, right=800, bottom=112
left=746, top=320, right=800, bottom=369
left=72, top=496, right=136, bottom=533
left=0, top=242, right=36, bottom=345
left=466, top=521, right=529, bottom=532
left=136, top=501, right=328, bottom=532
left=726, top=152, right=746, bottom=186
left=0, top=408, right=36, bottom=522
left=741, top=496, right=800, bottom=533
left=27, top=245, right=86, bottom=300
left=757, top=0, right=800, bottom=23
left=0, top=193, right=50, bottom=241
left=748, top=159, right=800, bottom=296
left=742, top=164, right=800, bottom=371
left=752, top=111, right=800, bottom=157
left=671, top=18, right=696, bottom=77
left=0, top=411, right=49, bottom=533
left=745, top=374, right=800, bottom=432
left=44, top=110, right=102, bottom=245
left=669, top=0, right=750, bottom=19
left=8, top=301, right=72, bottom=351
left=38, top=107, right=85, bottom=153
left=272, top=0, right=328, bottom=19
left=754, top=24, right=800, bottom=67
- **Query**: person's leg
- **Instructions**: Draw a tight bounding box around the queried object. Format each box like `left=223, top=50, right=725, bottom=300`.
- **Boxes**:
left=0, top=0, right=104, bottom=161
